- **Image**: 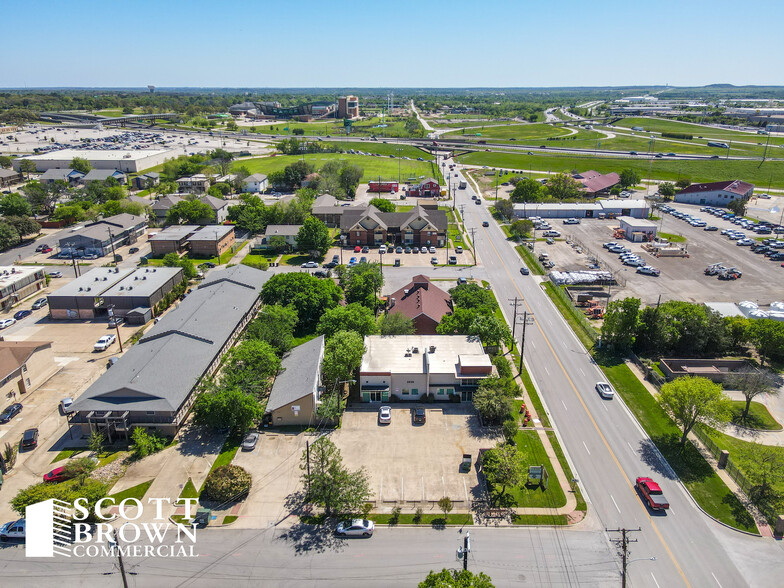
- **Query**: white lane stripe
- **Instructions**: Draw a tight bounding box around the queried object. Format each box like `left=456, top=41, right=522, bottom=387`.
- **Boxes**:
left=544, top=365, right=550, bottom=375
left=561, top=400, right=568, bottom=411
left=627, top=441, right=635, bottom=454
left=610, top=494, right=621, bottom=513
left=582, top=441, right=591, bottom=455
left=651, top=572, right=661, bottom=588
left=711, top=572, right=723, bottom=588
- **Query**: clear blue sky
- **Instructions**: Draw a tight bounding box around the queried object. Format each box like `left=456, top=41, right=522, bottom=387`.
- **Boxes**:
left=4, top=0, right=782, bottom=88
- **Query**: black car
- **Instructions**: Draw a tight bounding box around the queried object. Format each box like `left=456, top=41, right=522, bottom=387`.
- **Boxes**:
left=201, top=262, right=216, bottom=269
left=129, top=247, right=140, bottom=254
left=0, top=403, right=22, bottom=423
left=482, top=221, right=489, bottom=227
left=21, top=428, right=39, bottom=449
left=13, top=310, right=32, bottom=321
left=31, top=298, right=48, bottom=310
left=413, top=407, right=426, bottom=424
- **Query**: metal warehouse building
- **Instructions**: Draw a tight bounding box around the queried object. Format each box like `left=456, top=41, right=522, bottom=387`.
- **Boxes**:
left=513, top=199, right=650, bottom=219
left=47, top=266, right=184, bottom=319
left=14, top=148, right=174, bottom=173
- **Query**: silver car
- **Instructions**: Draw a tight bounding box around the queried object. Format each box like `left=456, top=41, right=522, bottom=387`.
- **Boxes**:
left=335, top=519, right=374, bottom=537
left=595, top=382, right=615, bottom=399
left=378, top=406, right=391, bottom=424
left=241, top=432, right=259, bottom=451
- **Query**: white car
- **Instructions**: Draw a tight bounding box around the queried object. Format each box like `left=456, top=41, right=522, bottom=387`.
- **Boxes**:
left=93, top=334, right=116, bottom=352
left=563, top=218, right=580, bottom=224
left=429, top=246, right=436, bottom=254
left=0, top=519, right=25, bottom=541
left=624, top=258, right=645, bottom=267
left=542, top=230, right=561, bottom=237
left=60, top=397, right=74, bottom=413
left=335, top=519, right=374, bottom=537
left=595, top=382, right=615, bottom=399
left=0, top=318, right=16, bottom=330
left=736, top=239, right=754, bottom=246
left=378, top=406, right=391, bottom=424
left=637, top=266, right=660, bottom=276
left=301, top=261, right=319, bottom=268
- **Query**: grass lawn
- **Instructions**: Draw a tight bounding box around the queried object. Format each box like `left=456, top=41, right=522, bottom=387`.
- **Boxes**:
left=596, top=353, right=758, bottom=533
left=179, top=478, right=200, bottom=500
left=223, top=515, right=238, bottom=525
left=329, top=141, right=433, bottom=160
left=51, top=448, right=86, bottom=463
left=512, top=514, right=568, bottom=525
left=729, top=401, right=782, bottom=431
left=109, top=480, right=154, bottom=501
left=235, top=153, right=441, bottom=184
left=199, top=436, right=241, bottom=494
left=253, top=116, right=417, bottom=139
left=457, top=151, right=784, bottom=189
left=366, top=513, right=473, bottom=526
left=241, top=253, right=273, bottom=268
left=444, top=122, right=572, bottom=142
left=515, top=244, right=544, bottom=275
left=658, top=232, right=687, bottom=243
left=616, top=117, right=784, bottom=147
left=98, top=451, right=125, bottom=467
left=542, top=282, right=598, bottom=350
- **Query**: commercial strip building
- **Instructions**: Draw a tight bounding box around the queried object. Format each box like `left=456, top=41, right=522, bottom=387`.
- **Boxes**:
left=57, top=213, right=147, bottom=257
left=341, top=204, right=447, bottom=247
left=149, top=224, right=235, bottom=258
left=513, top=199, right=650, bottom=219
left=0, top=341, right=58, bottom=398
left=265, top=336, right=325, bottom=427
left=13, top=148, right=173, bottom=173
left=47, top=266, right=184, bottom=319
left=68, top=265, right=269, bottom=439
left=359, top=335, right=494, bottom=403
left=674, top=180, right=755, bottom=206
left=386, top=275, right=452, bottom=335
left=0, top=266, right=46, bottom=311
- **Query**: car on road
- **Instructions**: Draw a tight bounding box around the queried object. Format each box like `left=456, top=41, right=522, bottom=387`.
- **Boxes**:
left=519, top=267, right=530, bottom=275
left=636, top=476, right=669, bottom=511
left=595, top=382, right=615, bottom=399
left=0, top=519, right=25, bottom=541
left=335, top=519, right=374, bottom=537
left=129, top=247, right=140, bottom=254
left=47, top=271, right=63, bottom=278
left=0, top=403, right=22, bottom=423
left=413, top=407, right=426, bottom=424
left=35, top=244, right=48, bottom=252
left=31, top=298, right=48, bottom=310
left=482, top=221, right=489, bottom=227
left=457, top=277, right=468, bottom=285
left=637, top=266, right=660, bottom=276
left=44, top=467, right=68, bottom=483
left=241, top=432, right=259, bottom=451
left=41, top=247, right=53, bottom=254
left=21, top=428, right=39, bottom=449
left=378, top=406, right=391, bottom=424
left=93, top=334, right=116, bottom=352
left=13, top=310, right=32, bottom=321
left=301, top=261, right=319, bottom=268
left=60, top=397, right=74, bottom=414
left=0, top=318, right=16, bottom=329
left=430, top=257, right=438, bottom=265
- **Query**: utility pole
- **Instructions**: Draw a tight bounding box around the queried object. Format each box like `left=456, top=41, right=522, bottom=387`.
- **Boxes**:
left=107, top=227, right=117, bottom=264
left=456, top=531, right=471, bottom=570
left=519, top=311, right=533, bottom=375
left=509, top=296, right=520, bottom=339
left=606, top=527, right=640, bottom=588
left=113, top=528, right=130, bottom=588
left=468, top=228, right=477, bottom=266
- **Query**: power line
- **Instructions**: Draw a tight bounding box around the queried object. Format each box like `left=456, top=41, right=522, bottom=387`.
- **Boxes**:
left=606, top=527, right=640, bottom=588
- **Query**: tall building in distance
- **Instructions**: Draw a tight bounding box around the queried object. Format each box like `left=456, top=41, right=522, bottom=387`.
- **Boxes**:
left=338, top=95, right=359, bottom=119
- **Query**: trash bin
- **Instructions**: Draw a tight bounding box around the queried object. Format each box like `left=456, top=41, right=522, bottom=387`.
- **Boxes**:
left=194, top=508, right=211, bottom=527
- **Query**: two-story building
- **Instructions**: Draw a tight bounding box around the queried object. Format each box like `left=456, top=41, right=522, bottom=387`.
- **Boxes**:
left=341, top=204, right=447, bottom=247
left=176, top=174, right=211, bottom=194
left=57, top=214, right=147, bottom=257
left=0, top=266, right=46, bottom=311
left=242, top=173, right=269, bottom=193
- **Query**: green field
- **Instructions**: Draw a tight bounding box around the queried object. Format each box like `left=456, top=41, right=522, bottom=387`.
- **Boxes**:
left=616, top=117, right=784, bottom=145
left=444, top=122, right=573, bottom=142
left=236, top=153, right=442, bottom=184
left=249, top=116, right=418, bottom=138
left=328, top=141, right=434, bottom=160
left=457, top=151, right=784, bottom=188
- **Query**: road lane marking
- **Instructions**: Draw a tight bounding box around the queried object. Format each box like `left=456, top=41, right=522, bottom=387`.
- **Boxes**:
left=602, top=402, right=608, bottom=412
left=711, top=572, right=723, bottom=588
left=544, top=366, right=550, bottom=375
left=610, top=494, right=621, bottom=513
left=579, top=367, right=585, bottom=376
left=582, top=441, right=591, bottom=455
left=479, top=223, right=692, bottom=588
left=651, top=573, right=661, bottom=588
left=561, top=400, right=568, bottom=411
left=628, top=441, right=635, bottom=454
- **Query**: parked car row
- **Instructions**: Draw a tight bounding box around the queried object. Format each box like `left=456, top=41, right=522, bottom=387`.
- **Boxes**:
left=603, top=242, right=660, bottom=276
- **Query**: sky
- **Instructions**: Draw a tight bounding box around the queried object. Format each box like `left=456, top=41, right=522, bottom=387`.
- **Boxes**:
left=3, top=0, right=783, bottom=88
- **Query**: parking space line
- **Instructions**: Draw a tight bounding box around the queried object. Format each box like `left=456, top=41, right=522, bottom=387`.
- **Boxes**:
left=711, top=572, right=723, bottom=588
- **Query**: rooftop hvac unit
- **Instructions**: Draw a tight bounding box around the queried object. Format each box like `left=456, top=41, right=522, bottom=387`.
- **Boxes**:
left=412, top=347, right=419, bottom=353
left=429, top=346, right=436, bottom=353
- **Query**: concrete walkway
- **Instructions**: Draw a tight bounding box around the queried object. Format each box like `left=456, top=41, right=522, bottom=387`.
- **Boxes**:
left=720, top=389, right=784, bottom=447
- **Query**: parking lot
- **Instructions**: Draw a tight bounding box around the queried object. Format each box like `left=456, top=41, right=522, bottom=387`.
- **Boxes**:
left=552, top=207, right=784, bottom=306
left=331, top=406, right=500, bottom=508
left=325, top=245, right=470, bottom=268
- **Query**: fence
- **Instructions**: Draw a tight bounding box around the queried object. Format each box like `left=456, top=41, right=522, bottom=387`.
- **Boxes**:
left=547, top=283, right=599, bottom=343
left=628, top=351, right=666, bottom=390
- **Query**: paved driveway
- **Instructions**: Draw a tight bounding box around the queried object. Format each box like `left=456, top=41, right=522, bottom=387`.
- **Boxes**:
left=332, top=405, right=500, bottom=509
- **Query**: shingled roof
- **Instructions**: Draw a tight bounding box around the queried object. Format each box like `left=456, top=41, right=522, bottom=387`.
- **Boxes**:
left=387, top=275, right=452, bottom=328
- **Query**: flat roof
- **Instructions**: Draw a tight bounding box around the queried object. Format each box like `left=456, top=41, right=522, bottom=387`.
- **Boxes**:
left=513, top=203, right=601, bottom=211
left=618, top=216, right=657, bottom=228
left=704, top=302, right=745, bottom=318
left=187, top=225, right=234, bottom=241
left=48, top=267, right=134, bottom=298
left=360, top=335, right=486, bottom=375
left=0, top=266, right=44, bottom=287
left=22, top=148, right=169, bottom=162
left=149, top=225, right=199, bottom=241
left=598, top=199, right=649, bottom=210
left=101, top=267, right=183, bottom=298
left=265, top=225, right=302, bottom=236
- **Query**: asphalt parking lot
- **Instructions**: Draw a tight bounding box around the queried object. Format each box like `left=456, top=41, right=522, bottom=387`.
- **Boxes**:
left=554, top=209, right=784, bottom=306
left=332, top=406, right=500, bottom=508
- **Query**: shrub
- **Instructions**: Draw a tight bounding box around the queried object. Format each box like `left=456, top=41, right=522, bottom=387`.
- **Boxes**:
left=502, top=419, right=518, bottom=444
left=130, top=427, right=167, bottom=459
left=201, top=465, right=252, bottom=502
left=390, top=506, right=401, bottom=525
left=413, top=506, right=423, bottom=524
left=662, top=132, right=693, bottom=140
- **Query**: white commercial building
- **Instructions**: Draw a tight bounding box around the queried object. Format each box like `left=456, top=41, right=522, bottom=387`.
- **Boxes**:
left=618, top=216, right=658, bottom=241
left=14, top=148, right=174, bottom=173
left=513, top=199, right=649, bottom=220
left=674, top=180, right=754, bottom=207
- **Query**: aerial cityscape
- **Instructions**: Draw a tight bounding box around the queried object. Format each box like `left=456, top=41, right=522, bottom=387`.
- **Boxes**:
left=1, top=2, right=784, bottom=587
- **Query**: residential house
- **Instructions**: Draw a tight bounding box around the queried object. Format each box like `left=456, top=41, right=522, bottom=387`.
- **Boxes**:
left=262, top=225, right=302, bottom=250
left=81, top=169, right=127, bottom=185
left=198, top=194, right=229, bottom=223
left=265, top=336, right=325, bottom=426
left=242, top=173, right=269, bottom=193
left=176, top=174, right=211, bottom=194
left=0, top=341, right=58, bottom=398
left=406, top=178, right=441, bottom=197
left=0, top=169, right=22, bottom=188
left=359, top=335, right=494, bottom=403
left=187, top=224, right=235, bottom=258
left=386, top=275, right=452, bottom=335
left=38, top=168, right=85, bottom=185
left=150, top=195, right=184, bottom=223
left=132, top=172, right=160, bottom=191
left=68, top=265, right=269, bottom=439
left=341, top=204, right=447, bottom=247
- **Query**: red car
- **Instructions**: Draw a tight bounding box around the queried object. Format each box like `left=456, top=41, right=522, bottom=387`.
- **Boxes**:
left=41, top=247, right=53, bottom=254
left=636, top=476, right=669, bottom=511
left=43, top=466, right=67, bottom=483
left=354, top=246, right=362, bottom=253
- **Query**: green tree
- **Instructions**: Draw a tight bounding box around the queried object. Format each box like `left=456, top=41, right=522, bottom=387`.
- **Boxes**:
left=502, top=419, right=519, bottom=444
left=727, top=197, right=749, bottom=217
left=449, top=283, right=495, bottom=310
left=202, top=465, right=251, bottom=501
left=737, top=443, right=784, bottom=503
left=208, top=182, right=231, bottom=197
left=0, top=156, right=12, bottom=169
left=467, top=314, right=512, bottom=348
left=473, top=383, right=513, bottom=425
left=378, top=311, right=415, bottom=335
left=11, top=479, right=109, bottom=521
left=315, top=390, right=345, bottom=421
left=493, top=198, right=514, bottom=220
left=0, top=222, right=21, bottom=250
left=130, top=427, right=167, bottom=458
left=601, top=297, right=641, bottom=350
left=369, top=197, right=396, bottom=212
left=301, top=436, right=371, bottom=517
left=317, top=303, right=379, bottom=339
left=544, top=172, right=582, bottom=200
left=746, top=319, right=784, bottom=367
left=18, top=159, right=38, bottom=179
left=162, top=253, right=197, bottom=279
left=166, top=199, right=215, bottom=224
left=419, top=569, right=495, bottom=588
left=723, top=316, right=750, bottom=351
left=5, top=215, right=41, bottom=238
left=88, top=431, right=106, bottom=456
left=0, top=193, right=32, bottom=217
left=342, top=262, right=383, bottom=309
left=658, top=182, right=676, bottom=198
left=70, top=157, right=92, bottom=174
left=509, top=219, right=533, bottom=240
left=261, top=272, right=343, bottom=331
left=726, top=371, right=779, bottom=423
left=481, top=442, right=523, bottom=498
left=619, top=168, right=641, bottom=189
left=63, top=457, right=97, bottom=483
left=437, top=496, right=453, bottom=522
left=338, top=164, right=363, bottom=199
left=658, top=376, right=732, bottom=446
left=221, top=340, right=281, bottom=398
left=296, top=216, right=331, bottom=256
left=322, top=330, right=365, bottom=390
left=209, top=148, right=235, bottom=177
left=675, top=178, right=691, bottom=189
left=193, top=384, right=263, bottom=434
left=246, top=304, right=298, bottom=354
left=510, top=178, right=543, bottom=203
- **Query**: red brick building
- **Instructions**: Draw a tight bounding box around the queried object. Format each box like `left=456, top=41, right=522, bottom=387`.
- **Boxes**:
left=340, top=204, right=447, bottom=247
left=407, top=178, right=441, bottom=197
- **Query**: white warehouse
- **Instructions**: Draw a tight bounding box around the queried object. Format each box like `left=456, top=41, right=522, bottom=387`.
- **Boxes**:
left=674, top=180, right=754, bottom=207
left=513, top=199, right=650, bottom=220
left=14, top=148, right=175, bottom=174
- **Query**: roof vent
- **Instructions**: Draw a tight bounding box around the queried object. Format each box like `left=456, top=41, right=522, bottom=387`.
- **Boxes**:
left=78, top=287, right=83, bottom=291
left=103, top=277, right=107, bottom=281
left=429, top=345, right=436, bottom=353
left=412, top=347, right=419, bottom=354
left=128, top=287, right=132, bottom=290
left=119, top=286, right=124, bottom=290
left=94, top=277, right=99, bottom=281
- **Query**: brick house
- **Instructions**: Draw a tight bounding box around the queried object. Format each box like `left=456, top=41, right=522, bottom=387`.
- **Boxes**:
left=341, top=204, right=447, bottom=247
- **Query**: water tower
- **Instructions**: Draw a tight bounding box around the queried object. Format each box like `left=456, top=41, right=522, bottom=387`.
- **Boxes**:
left=147, top=85, right=155, bottom=93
